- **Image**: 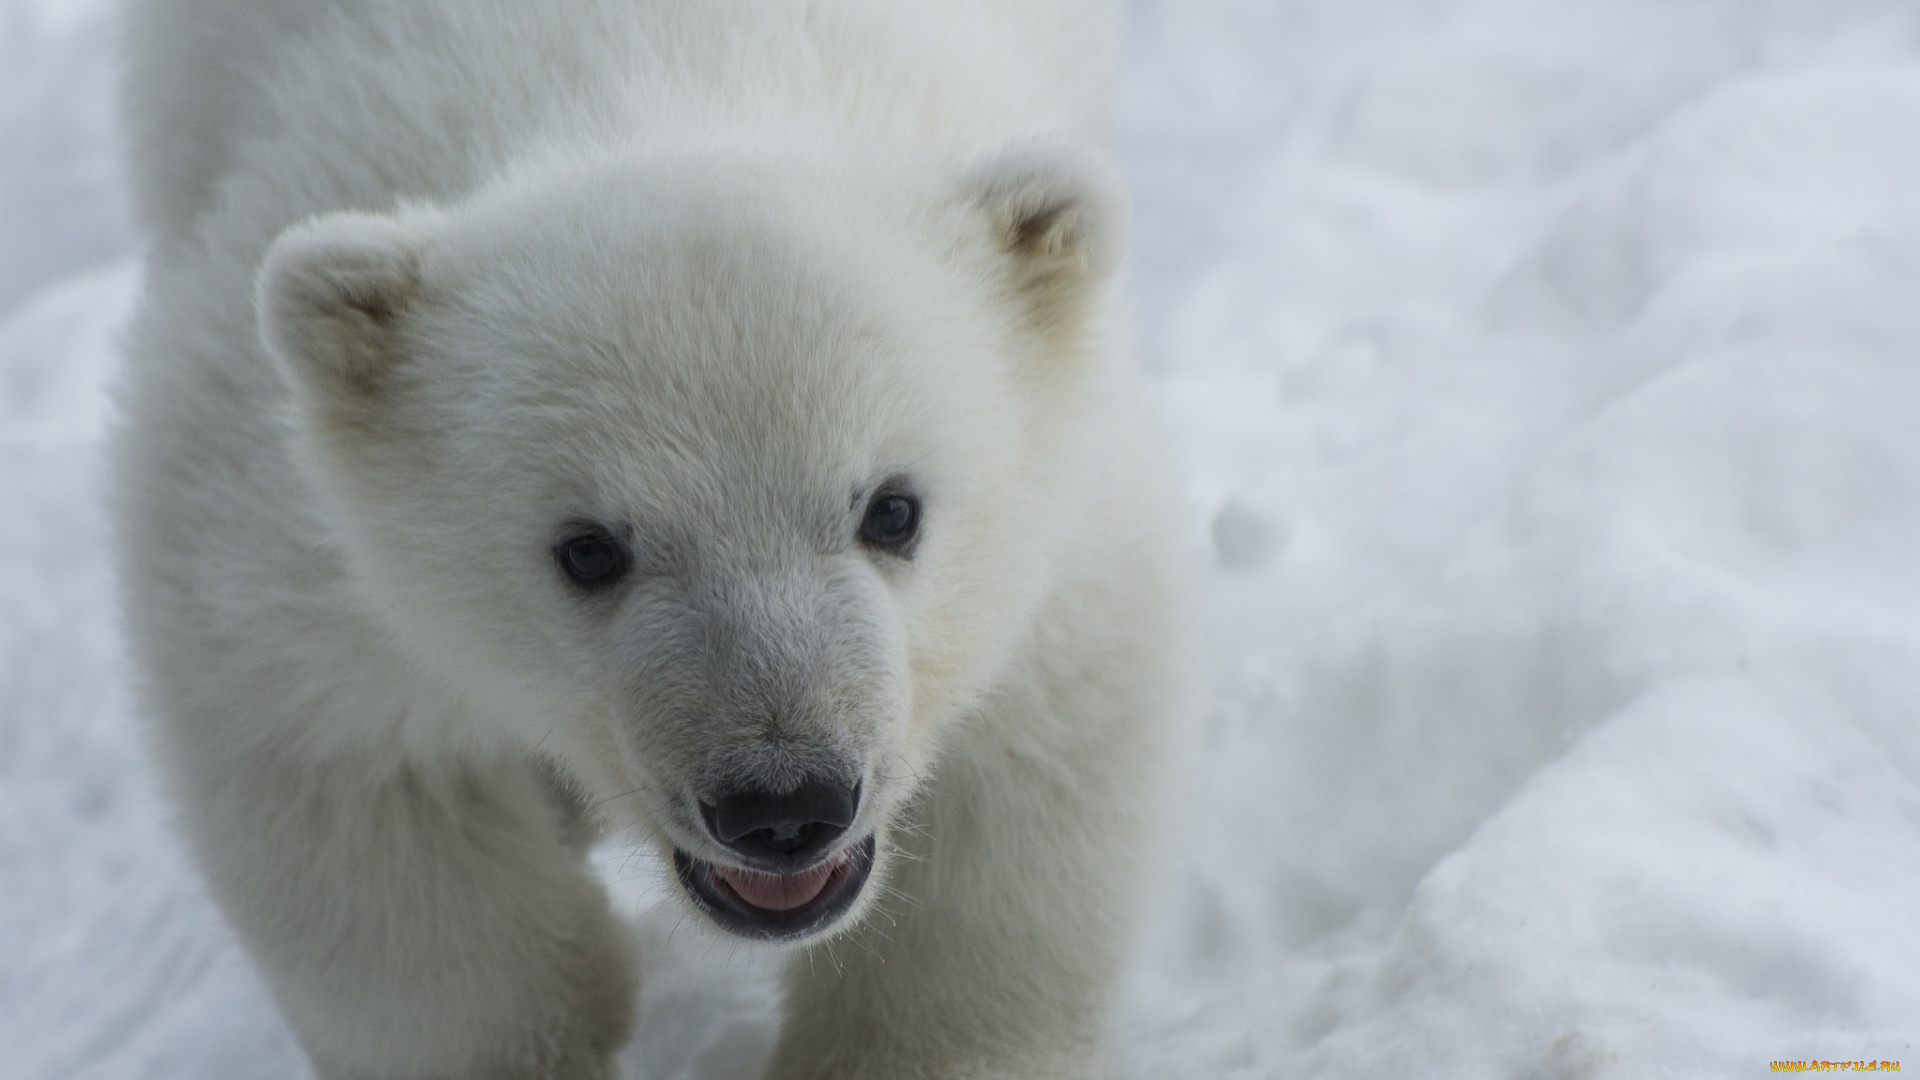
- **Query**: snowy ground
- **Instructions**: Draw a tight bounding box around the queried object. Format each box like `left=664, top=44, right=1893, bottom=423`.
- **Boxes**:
left=4, top=1, right=1918, bottom=1077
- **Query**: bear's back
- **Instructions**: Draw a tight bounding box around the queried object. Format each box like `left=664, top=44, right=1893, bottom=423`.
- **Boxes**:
left=123, top=0, right=1117, bottom=244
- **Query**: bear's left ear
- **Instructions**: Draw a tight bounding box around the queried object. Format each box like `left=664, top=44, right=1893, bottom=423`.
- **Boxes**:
left=962, top=143, right=1128, bottom=339
left=256, top=210, right=438, bottom=409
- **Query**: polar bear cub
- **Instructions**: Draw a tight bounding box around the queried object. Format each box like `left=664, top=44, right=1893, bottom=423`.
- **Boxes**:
left=113, top=1, right=1193, bottom=1077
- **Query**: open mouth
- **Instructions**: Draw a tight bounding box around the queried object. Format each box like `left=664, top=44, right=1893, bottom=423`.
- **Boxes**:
left=673, top=835, right=877, bottom=941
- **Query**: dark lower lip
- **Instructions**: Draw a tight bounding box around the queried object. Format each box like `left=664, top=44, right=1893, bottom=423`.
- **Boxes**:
left=673, top=835, right=877, bottom=942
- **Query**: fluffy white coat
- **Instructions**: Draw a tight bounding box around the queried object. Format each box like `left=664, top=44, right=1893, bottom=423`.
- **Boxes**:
left=113, top=2, right=1195, bottom=1077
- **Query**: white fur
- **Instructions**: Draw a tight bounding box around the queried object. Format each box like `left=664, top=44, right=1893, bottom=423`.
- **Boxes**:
left=113, top=2, right=1195, bottom=1077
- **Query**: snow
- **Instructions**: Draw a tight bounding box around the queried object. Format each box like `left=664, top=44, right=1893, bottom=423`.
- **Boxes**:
left=3, top=1, right=1917, bottom=1077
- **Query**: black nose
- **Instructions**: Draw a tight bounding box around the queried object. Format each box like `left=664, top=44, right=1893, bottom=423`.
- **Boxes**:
left=700, top=779, right=860, bottom=868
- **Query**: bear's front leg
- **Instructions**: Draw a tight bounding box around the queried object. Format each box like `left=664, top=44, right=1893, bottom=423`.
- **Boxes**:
left=763, top=660, right=1172, bottom=1080
left=175, top=747, right=637, bottom=1079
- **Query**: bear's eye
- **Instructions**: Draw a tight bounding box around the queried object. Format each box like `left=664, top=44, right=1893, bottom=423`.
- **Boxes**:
left=555, top=527, right=630, bottom=590
left=859, top=487, right=921, bottom=555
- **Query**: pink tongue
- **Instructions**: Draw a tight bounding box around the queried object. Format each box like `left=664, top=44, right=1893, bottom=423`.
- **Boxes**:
left=712, top=857, right=841, bottom=913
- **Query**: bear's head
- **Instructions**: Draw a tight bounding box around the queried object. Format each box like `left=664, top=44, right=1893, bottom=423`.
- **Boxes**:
left=255, top=143, right=1126, bottom=943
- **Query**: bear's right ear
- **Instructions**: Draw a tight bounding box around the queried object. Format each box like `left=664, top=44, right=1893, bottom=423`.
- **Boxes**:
left=256, top=212, right=433, bottom=404
left=961, top=143, right=1128, bottom=342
